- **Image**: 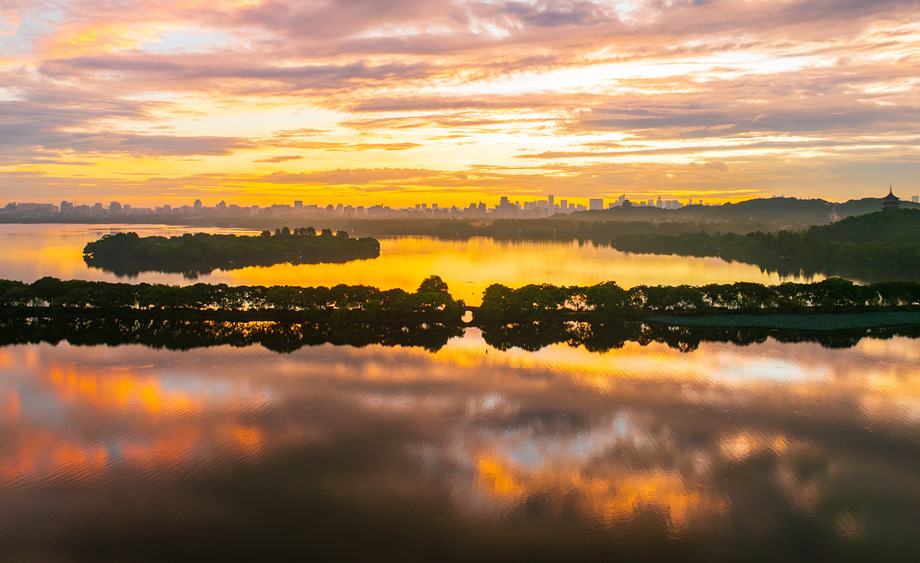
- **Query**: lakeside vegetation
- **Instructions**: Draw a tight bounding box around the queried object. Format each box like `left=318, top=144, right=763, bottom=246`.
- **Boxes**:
left=612, top=209, right=920, bottom=279
left=83, top=228, right=381, bottom=277
left=0, top=275, right=461, bottom=324
left=342, top=217, right=771, bottom=240
left=477, top=277, right=920, bottom=323
left=3, top=276, right=920, bottom=331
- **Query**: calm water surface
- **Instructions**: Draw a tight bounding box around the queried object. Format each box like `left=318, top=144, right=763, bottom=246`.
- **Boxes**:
left=0, top=223, right=822, bottom=304
left=2, top=223, right=915, bottom=559
left=1, top=331, right=920, bottom=560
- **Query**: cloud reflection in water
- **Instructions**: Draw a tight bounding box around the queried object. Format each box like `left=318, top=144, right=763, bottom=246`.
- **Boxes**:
left=1, top=329, right=920, bottom=558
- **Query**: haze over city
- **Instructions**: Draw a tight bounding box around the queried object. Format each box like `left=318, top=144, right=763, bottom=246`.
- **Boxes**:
left=2, top=0, right=919, bottom=206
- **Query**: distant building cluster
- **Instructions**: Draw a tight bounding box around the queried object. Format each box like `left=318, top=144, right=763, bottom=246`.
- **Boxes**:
left=0, top=194, right=711, bottom=220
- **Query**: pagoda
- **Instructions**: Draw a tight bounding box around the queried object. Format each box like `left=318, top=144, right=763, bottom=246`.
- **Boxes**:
left=882, top=185, right=900, bottom=211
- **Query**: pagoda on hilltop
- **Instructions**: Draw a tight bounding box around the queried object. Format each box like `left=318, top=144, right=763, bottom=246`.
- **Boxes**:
left=882, top=184, right=900, bottom=211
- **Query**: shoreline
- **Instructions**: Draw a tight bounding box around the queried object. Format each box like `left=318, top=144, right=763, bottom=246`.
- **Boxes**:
left=646, top=311, right=920, bottom=331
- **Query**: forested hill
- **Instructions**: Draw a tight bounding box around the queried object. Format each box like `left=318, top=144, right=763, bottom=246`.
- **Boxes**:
left=572, top=196, right=920, bottom=226
left=611, top=209, right=920, bottom=279
left=809, top=207, right=920, bottom=242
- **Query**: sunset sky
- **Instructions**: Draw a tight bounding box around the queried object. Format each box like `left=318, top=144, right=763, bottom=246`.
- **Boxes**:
left=1, top=0, right=919, bottom=207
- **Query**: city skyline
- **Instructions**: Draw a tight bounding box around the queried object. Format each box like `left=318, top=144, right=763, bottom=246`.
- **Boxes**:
left=1, top=192, right=709, bottom=220
left=1, top=1, right=919, bottom=206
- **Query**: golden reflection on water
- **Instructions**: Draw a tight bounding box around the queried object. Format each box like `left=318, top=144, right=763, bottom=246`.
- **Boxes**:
left=0, top=225, right=821, bottom=305
left=226, top=237, right=821, bottom=304
left=48, top=366, right=203, bottom=416
left=2, top=331, right=920, bottom=540
left=467, top=420, right=729, bottom=530
left=0, top=351, right=271, bottom=485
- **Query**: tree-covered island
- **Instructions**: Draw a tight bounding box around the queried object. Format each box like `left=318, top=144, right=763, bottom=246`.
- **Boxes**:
left=83, top=227, right=381, bottom=277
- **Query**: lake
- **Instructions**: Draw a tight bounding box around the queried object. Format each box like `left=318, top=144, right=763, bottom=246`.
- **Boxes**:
left=2, top=223, right=918, bottom=560
left=0, top=224, right=823, bottom=305
left=1, top=328, right=920, bottom=559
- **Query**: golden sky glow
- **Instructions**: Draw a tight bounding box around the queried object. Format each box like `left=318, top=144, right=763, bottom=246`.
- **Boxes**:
left=2, top=0, right=919, bottom=206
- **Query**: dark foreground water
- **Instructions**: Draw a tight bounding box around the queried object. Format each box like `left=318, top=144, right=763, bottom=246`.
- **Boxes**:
left=2, top=327, right=920, bottom=560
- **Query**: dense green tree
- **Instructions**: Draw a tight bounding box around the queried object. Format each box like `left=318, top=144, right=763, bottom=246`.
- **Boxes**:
left=83, top=229, right=381, bottom=277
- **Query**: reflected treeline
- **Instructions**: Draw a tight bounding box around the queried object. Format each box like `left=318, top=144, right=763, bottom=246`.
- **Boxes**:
left=3, top=317, right=917, bottom=354
left=480, top=320, right=920, bottom=353
left=83, top=229, right=381, bottom=278
left=0, top=317, right=464, bottom=353
left=4, top=276, right=920, bottom=329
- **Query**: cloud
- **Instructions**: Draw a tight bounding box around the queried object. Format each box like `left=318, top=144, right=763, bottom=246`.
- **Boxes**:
left=262, top=168, right=443, bottom=185
left=254, top=155, right=304, bottom=163
left=516, top=138, right=920, bottom=159
left=2, top=0, right=920, bottom=203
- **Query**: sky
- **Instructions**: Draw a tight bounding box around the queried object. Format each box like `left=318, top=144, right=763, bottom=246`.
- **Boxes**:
left=1, top=0, right=919, bottom=207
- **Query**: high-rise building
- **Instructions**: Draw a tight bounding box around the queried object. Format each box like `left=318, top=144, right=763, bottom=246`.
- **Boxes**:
left=547, top=195, right=554, bottom=209
left=589, top=198, right=603, bottom=210
left=913, top=196, right=919, bottom=203
left=109, top=201, right=122, bottom=213
left=193, top=199, right=202, bottom=211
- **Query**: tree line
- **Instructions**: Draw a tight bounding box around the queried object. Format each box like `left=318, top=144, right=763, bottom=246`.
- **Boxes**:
left=477, top=278, right=920, bottom=323
left=0, top=275, right=460, bottom=324
left=83, top=228, right=381, bottom=277
left=345, top=217, right=767, bottom=241
left=611, top=208, right=920, bottom=279
left=3, top=276, right=920, bottom=326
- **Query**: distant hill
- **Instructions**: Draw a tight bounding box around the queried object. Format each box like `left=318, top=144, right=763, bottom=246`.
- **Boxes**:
left=568, top=196, right=920, bottom=228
